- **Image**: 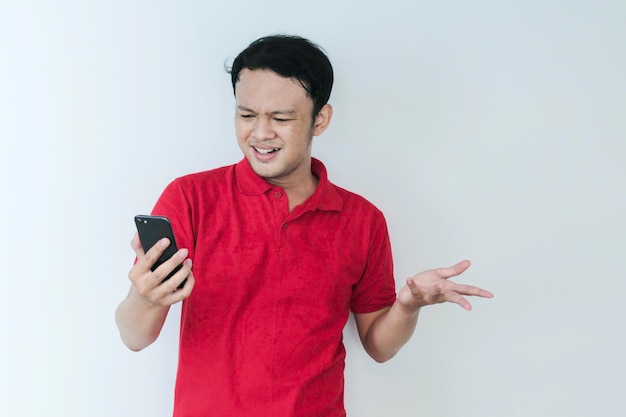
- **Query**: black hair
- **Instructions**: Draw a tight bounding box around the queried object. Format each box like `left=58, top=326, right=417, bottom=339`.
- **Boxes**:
left=228, top=35, right=334, bottom=116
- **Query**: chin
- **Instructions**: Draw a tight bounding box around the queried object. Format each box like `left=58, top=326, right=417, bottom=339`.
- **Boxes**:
left=247, top=158, right=278, bottom=178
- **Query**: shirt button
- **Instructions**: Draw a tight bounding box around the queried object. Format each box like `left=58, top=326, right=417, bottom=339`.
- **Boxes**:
left=274, top=191, right=282, bottom=199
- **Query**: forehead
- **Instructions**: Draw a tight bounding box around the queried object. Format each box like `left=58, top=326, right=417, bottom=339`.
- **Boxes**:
left=235, top=69, right=313, bottom=111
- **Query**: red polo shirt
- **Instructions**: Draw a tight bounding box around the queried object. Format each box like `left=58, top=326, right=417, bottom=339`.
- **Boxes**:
left=151, top=158, right=396, bottom=417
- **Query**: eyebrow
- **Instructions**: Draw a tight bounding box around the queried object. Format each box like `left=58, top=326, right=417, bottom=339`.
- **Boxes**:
left=237, top=106, right=298, bottom=116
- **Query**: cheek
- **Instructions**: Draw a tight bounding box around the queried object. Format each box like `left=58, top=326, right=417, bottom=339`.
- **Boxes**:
left=284, top=124, right=310, bottom=142
left=235, top=122, right=249, bottom=141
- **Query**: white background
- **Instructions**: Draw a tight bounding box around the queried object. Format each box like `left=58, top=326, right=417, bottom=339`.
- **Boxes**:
left=1, top=1, right=624, bottom=416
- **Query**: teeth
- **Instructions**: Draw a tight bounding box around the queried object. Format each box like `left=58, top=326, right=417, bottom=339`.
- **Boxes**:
left=254, top=147, right=279, bottom=154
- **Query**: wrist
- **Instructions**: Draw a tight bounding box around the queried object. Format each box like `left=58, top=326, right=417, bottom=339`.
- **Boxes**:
left=393, top=298, right=421, bottom=319
left=129, top=287, right=167, bottom=310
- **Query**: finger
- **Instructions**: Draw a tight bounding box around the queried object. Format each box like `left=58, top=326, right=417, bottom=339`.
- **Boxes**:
left=451, top=283, right=494, bottom=298
left=130, top=233, right=145, bottom=257
left=435, top=259, right=471, bottom=279
left=406, top=278, right=419, bottom=295
left=135, top=258, right=193, bottom=303
left=446, top=292, right=472, bottom=311
left=149, top=246, right=188, bottom=283
left=160, top=267, right=195, bottom=304
left=128, top=234, right=167, bottom=284
left=138, top=237, right=171, bottom=270
left=159, top=258, right=193, bottom=292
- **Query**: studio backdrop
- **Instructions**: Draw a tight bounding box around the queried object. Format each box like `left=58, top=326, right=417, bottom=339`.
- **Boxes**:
left=1, top=1, right=624, bottom=416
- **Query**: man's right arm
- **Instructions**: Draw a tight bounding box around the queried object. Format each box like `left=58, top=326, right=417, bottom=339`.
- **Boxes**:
left=115, top=234, right=194, bottom=351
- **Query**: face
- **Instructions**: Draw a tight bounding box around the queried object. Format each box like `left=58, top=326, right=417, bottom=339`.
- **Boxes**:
left=234, top=69, right=331, bottom=188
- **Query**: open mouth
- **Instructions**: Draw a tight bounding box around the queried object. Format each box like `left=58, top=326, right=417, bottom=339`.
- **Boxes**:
left=253, top=147, right=280, bottom=154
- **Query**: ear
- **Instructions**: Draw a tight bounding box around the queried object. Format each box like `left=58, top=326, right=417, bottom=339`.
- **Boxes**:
left=312, top=104, right=333, bottom=136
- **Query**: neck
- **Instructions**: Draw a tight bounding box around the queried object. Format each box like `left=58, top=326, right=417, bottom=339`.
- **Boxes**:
left=269, top=172, right=318, bottom=212
left=287, top=175, right=319, bottom=212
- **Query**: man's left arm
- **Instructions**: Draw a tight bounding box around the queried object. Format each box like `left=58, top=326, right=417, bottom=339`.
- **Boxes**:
left=355, top=260, right=493, bottom=363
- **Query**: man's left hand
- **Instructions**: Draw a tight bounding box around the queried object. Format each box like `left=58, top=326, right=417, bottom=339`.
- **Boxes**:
left=397, top=260, right=494, bottom=313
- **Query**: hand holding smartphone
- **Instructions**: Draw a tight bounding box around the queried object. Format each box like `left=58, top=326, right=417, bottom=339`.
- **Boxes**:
left=134, top=215, right=187, bottom=289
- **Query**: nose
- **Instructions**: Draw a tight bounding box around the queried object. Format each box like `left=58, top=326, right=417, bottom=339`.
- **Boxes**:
left=251, top=117, right=276, bottom=140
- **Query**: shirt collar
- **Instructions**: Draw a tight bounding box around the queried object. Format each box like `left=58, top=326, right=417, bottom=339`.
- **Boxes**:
left=235, top=157, right=343, bottom=212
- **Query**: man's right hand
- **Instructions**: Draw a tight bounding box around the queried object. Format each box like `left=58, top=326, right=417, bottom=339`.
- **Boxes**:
left=116, top=233, right=194, bottom=351
left=128, top=233, right=195, bottom=306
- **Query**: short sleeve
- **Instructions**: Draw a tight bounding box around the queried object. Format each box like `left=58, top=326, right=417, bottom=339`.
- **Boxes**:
left=150, top=178, right=197, bottom=260
left=350, top=213, right=396, bottom=313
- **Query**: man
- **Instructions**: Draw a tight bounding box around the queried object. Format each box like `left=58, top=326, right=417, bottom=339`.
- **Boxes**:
left=115, top=35, right=493, bottom=417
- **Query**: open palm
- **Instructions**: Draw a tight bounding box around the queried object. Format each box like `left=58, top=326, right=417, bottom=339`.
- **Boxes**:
left=397, top=260, right=493, bottom=311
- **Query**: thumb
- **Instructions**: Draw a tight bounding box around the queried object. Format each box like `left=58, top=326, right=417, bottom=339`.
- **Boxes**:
left=436, top=259, right=471, bottom=279
left=406, top=278, right=420, bottom=294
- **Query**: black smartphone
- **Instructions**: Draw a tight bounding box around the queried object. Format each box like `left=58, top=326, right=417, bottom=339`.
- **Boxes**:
left=134, top=215, right=186, bottom=289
